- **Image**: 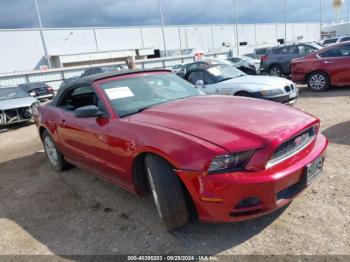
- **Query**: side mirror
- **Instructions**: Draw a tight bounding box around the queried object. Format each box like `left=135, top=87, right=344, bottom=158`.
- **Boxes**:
left=74, top=105, right=104, bottom=118
left=195, top=80, right=205, bottom=88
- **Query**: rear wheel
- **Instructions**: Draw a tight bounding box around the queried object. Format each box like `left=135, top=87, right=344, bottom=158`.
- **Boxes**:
left=307, top=71, right=330, bottom=92
left=145, top=154, right=189, bottom=231
left=42, top=130, right=69, bottom=172
left=269, top=65, right=283, bottom=77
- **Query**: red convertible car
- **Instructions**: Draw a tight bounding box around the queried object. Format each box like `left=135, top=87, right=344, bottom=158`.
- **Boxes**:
left=34, top=69, right=328, bottom=231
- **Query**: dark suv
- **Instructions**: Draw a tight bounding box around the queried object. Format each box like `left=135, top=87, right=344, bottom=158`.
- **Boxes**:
left=260, top=43, right=322, bottom=77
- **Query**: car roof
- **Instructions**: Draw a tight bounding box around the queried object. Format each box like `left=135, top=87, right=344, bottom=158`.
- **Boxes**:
left=184, top=64, right=228, bottom=76
left=52, top=69, right=172, bottom=105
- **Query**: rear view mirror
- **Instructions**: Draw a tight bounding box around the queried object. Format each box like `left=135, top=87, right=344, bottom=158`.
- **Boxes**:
left=195, top=80, right=205, bottom=88
left=74, top=105, right=104, bottom=118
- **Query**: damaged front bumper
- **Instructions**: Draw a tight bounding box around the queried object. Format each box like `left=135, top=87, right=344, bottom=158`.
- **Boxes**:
left=0, top=105, right=36, bottom=126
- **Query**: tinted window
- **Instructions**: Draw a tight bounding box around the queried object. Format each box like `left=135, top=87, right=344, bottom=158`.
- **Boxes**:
left=288, top=46, right=298, bottom=54
left=319, top=44, right=350, bottom=58
left=340, top=37, right=350, bottom=42
left=188, top=71, right=205, bottom=84
left=323, top=38, right=338, bottom=45
left=58, top=86, right=99, bottom=111
left=100, top=73, right=201, bottom=118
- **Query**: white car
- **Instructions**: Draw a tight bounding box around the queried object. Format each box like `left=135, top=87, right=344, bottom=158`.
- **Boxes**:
left=184, top=64, right=299, bottom=105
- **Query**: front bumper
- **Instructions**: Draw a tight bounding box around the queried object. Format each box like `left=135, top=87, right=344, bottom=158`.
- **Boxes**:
left=251, top=90, right=299, bottom=105
left=177, top=134, right=328, bottom=223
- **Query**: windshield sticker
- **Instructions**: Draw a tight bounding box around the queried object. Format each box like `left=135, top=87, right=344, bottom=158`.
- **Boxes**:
left=105, top=87, right=134, bottom=100
left=208, top=67, right=221, bottom=76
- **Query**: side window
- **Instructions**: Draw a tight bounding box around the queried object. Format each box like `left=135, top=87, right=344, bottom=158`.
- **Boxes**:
left=58, top=86, right=100, bottom=111
left=288, top=46, right=298, bottom=54
left=279, top=47, right=289, bottom=54
left=319, top=44, right=350, bottom=58
left=188, top=71, right=204, bottom=85
left=203, top=72, right=214, bottom=85
left=187, top=63, right=200, bottom=71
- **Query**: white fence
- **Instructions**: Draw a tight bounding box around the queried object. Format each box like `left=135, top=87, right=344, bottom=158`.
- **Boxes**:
left=0, top=51, right=231, bottom=89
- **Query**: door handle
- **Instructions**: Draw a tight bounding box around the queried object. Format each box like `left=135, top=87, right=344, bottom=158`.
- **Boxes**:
left=61, top=119, right=66, bottom=127
left=324, top=61, right=333, bottom=64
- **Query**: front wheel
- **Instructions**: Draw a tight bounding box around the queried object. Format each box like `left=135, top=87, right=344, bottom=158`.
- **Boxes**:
left=307, top=71, right=330, bottom=92
left=145, top=154, right=189, bottom=231
left=42, top=130, right=70, bottom=172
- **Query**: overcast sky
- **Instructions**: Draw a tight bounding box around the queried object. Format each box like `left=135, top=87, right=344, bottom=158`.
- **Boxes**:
left=0, top=0, right=348, bottom=29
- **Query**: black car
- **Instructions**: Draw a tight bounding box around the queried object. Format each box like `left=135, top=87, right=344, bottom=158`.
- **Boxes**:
left=80, top=65, right=127, bottom=78
left=19, top=82, right=55, bottom=101
left=226, top=57, right=257, bottom=75
left=260, top=43, right=322, bottom=77
left=176, top=59, right=251, bottom=78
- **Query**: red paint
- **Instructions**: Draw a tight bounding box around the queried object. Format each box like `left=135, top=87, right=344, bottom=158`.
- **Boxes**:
left=36, top=71, right=328, bottom=223
left=291, top=42, right=350, bottom=86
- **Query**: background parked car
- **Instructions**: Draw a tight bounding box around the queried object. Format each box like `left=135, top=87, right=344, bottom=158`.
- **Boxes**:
left=19, top=82, right=54, bottom=101
left=184, top=64, right=299, bottom=105
left=80, top=65, right=127, bottom=78
left=260, top=42, right=322, bottom=77
left=253, top=46, right=272, bottom=59
left=0, top=86, right=38, bottom=126
left=320, top=37, right=339, bottom=47
left=291, top=42, right=350, bottom=92
left=59, top=76, right=79, bottom=89
left=226, top=56, right=258, bottom=75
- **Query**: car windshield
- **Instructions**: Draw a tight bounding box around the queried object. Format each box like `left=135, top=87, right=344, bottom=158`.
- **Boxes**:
left=0, top=87, right=29, bottom=101
left=206, top=65, right=245, bottom=82
left=100, top=72, right=202, bottom=117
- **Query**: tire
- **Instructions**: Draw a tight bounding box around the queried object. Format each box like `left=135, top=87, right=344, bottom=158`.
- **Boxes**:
left=307, top=71, right=330, bottom=92
left=269, top=65, right=283, bottom=77
left=145, top=154, right=189, bottom=231
left=235, top=91, right=252, bottom=97
left=42, top=130, right=69, bottom=172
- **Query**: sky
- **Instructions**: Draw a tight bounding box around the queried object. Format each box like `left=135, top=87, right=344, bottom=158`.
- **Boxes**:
left=0, top=0, right=348, bottom=29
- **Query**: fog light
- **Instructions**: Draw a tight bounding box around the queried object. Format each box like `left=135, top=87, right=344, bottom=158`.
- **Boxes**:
left=235, top=197, right=261, bottom=209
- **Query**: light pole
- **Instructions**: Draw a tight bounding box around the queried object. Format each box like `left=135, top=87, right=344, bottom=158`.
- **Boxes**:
left=319, top=0, right=322, bottom=38
left=234, top=0, right=239, bottom=56
left=284, top=0, right=287, bottom=43
left=156, top=0, right=167, bottom=57
left=347, top=0, right=349, bottom=34
left=34, top=0, right=51, bottom=68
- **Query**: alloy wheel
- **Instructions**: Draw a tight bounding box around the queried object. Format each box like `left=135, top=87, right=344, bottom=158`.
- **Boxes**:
left=44, top=136, right=58, bottom=166
left=309, top=74, right=326, bottom=90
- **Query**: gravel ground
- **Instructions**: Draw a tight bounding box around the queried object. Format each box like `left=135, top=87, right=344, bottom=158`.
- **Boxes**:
left=0, top=86, right=349, bottom=258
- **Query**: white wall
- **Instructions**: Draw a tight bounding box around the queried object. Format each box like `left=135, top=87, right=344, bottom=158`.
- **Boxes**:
left=0, top=23, right=321, bottom=74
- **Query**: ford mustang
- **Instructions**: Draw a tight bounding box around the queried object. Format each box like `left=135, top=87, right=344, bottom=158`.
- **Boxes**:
left=34, top=69, right=328, bottom=231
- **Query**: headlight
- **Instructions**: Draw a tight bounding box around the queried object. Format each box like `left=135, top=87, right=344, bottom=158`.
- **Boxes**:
left=260, top=89, right=284, bottom=97
left=208, top=151, right=254, bottom=174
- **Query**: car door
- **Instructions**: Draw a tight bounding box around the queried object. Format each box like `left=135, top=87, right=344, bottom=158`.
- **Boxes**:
left=56, top=85, right=120, bottom=179
left=318, top=44, right=350, bottom=85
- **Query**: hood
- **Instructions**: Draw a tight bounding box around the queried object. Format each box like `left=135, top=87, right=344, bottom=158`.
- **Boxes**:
left=222, top=75, right=292, bottom=90
left=0, top=97, right=37, bottom=110
left=127, top=96, right=317, bottom=152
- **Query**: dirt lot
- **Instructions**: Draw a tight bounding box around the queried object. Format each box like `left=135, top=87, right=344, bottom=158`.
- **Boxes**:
left=0, top=86, right=349, bottom=258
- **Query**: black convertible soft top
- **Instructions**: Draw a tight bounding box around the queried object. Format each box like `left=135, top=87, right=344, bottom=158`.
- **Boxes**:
left=52, top=69, right=172, bottom=106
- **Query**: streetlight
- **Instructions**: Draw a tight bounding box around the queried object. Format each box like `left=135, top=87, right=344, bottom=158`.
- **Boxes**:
left=234, top=0, right=239, bottom=56
left=284, top=0, right=287, bottom=43
left=320, top=0, right=323, bottom=38
left=34, top=0, right=51, bottom=68
left=156, top=0, right=167, bottom=57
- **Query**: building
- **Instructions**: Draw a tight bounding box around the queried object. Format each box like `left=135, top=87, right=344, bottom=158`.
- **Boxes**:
left=0, top=23, right=321, bottom=74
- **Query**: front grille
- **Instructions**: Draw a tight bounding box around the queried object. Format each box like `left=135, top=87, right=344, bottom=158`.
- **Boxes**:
left=269, top=126, right=317, bottom=166
left=284, top=84, right=294, bottom=93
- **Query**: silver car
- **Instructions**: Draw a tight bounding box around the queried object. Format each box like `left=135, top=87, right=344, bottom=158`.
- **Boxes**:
left=184, top=64, right=299, bottom=105
left=0, top=86, right=38, bottom=126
